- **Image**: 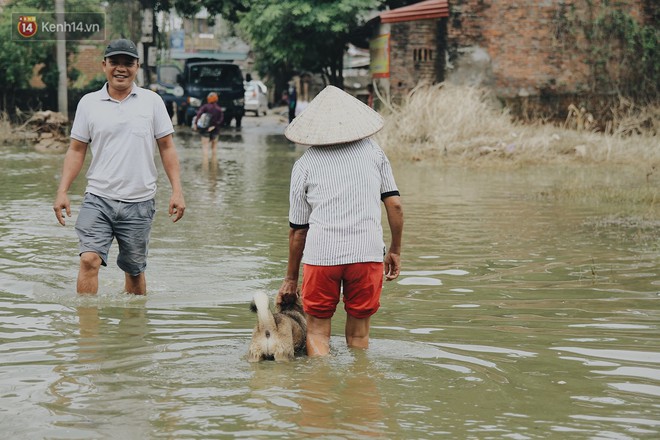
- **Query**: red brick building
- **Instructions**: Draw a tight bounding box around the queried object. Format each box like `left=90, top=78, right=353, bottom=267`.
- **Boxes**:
left=369, top=0, right=656, bottom=114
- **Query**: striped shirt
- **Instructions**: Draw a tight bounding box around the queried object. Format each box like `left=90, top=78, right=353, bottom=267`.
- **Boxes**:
left=289, top=138, right=400, bottom=266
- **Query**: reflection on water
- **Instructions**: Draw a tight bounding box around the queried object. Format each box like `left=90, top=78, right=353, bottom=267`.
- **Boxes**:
left=1, top=121, right=659, bottom=438
left=247, top=353, right=388, bottom=438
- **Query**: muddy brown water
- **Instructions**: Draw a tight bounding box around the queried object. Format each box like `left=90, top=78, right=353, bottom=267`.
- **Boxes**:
left=1, top=115, right=659, bottom=438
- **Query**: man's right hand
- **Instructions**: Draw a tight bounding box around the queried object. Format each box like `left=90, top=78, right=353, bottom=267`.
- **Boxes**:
left=277, top=279, right=299, bottom=306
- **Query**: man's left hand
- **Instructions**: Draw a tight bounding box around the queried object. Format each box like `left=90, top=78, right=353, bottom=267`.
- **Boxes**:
left=169, top=193, right=186, bottom=222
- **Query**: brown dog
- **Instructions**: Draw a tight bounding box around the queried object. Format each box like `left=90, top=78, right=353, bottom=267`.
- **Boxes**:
left=247, top=292, right=307, bottom=362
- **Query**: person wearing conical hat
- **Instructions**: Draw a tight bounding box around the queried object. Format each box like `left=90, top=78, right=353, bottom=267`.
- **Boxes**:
left=278, top=86, right=404, bottom=356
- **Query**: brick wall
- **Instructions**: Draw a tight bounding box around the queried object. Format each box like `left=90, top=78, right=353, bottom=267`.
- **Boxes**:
left=72, top=44, right=105, bottom=87
left=384, top=0, right=650, bottom=103
left=389, top=20, right=442, bottom=96
left=29, top=44, right=104, bottom=90
left=445, top=0, right=648, bottom=98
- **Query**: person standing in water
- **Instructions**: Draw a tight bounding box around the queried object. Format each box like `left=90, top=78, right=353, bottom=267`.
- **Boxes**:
left=53, top=38, right=186, bottom=295
left=193, top=92, right=224, bottom=166
left=278, top=86, right=403, bottom=356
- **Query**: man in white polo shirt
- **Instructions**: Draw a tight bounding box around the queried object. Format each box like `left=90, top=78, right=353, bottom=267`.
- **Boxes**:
left=278, top=86, right=404, bottom=356
left=53, top=38, right=185, bottom=295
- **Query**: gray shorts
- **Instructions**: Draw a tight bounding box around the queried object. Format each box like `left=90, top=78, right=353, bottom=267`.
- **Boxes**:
left=75, top=193, right=156, bottom=276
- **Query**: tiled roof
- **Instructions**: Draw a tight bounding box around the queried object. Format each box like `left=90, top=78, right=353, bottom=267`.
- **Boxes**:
left=380, top=0, right=449, bottom=24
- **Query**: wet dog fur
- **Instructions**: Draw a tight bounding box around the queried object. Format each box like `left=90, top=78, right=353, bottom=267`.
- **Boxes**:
left=247, top=292, right=307, bottom=362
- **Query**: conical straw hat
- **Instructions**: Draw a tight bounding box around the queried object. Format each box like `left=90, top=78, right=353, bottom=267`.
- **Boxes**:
left=284, top=85, right=384, bottom=146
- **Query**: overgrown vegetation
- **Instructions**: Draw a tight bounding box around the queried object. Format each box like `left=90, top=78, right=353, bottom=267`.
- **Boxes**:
left=376, top=83, right=660, bottom=167
left=553, top=1, right=659, bottom=102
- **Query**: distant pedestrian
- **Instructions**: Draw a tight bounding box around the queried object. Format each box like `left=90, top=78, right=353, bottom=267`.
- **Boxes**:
left=367, top=84, right=375, bottom=108
left=288, top=83, right=297, bottom=123
left=193, top=92, right=224, bottom=165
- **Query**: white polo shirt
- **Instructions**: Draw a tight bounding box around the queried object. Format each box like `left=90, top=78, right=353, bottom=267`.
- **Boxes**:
left=289, top=138, right=400, bottom=266
left=70, top=83, right=174, bottom=202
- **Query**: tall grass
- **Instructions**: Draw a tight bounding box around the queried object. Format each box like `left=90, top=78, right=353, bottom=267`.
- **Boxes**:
left=376, top=83, right=659, bottom=167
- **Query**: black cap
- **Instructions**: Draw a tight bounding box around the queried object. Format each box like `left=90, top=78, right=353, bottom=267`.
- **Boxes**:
left=104, top=39, right=139, bottom=59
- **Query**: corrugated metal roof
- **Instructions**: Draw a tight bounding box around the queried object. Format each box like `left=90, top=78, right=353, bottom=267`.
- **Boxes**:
left=380, top=0, right=449, bottom=24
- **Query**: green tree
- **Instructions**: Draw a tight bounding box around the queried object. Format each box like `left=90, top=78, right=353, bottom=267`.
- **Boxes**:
left=154, top=0, right=250, bottom=24
left=0, top=6, right=48, bottom=111
left=238, top=0, right=380, bottom=88
left=0, top=0, right=105, bottom=113
left=104, top=0, right=144, bottom=41
left=155, top=0, right=422, bottom=102
left=157, top=0, right=391, bottom=88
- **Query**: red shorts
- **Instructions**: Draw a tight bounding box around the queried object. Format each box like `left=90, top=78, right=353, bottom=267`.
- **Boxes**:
left=301, top=262, right=384, bottom=319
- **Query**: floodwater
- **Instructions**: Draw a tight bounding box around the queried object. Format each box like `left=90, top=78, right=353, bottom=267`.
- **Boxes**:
left=1, top=114, right=659, bottom=439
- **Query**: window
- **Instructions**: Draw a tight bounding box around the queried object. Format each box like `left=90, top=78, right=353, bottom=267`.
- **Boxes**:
left=414, top=48, right=433, bottom=62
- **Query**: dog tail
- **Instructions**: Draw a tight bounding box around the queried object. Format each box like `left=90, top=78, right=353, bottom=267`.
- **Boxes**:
left=251, top=292, right=277, bottom=331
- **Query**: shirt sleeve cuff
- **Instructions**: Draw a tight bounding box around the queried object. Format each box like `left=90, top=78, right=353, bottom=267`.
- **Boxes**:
left=381, top=190, right=400, bottom=201
left=70, top=133, right=90, bottom=143
left=290, top=222, right=310, bottom=229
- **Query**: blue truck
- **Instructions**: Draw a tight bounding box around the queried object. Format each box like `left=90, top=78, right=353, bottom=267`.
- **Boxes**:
left=153, top=58, right=245, bottom=128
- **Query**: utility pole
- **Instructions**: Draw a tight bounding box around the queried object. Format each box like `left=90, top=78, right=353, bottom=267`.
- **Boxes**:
left=140, top=6, right=154, bottom=87
left=55, top=0, right=68, bottom=119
